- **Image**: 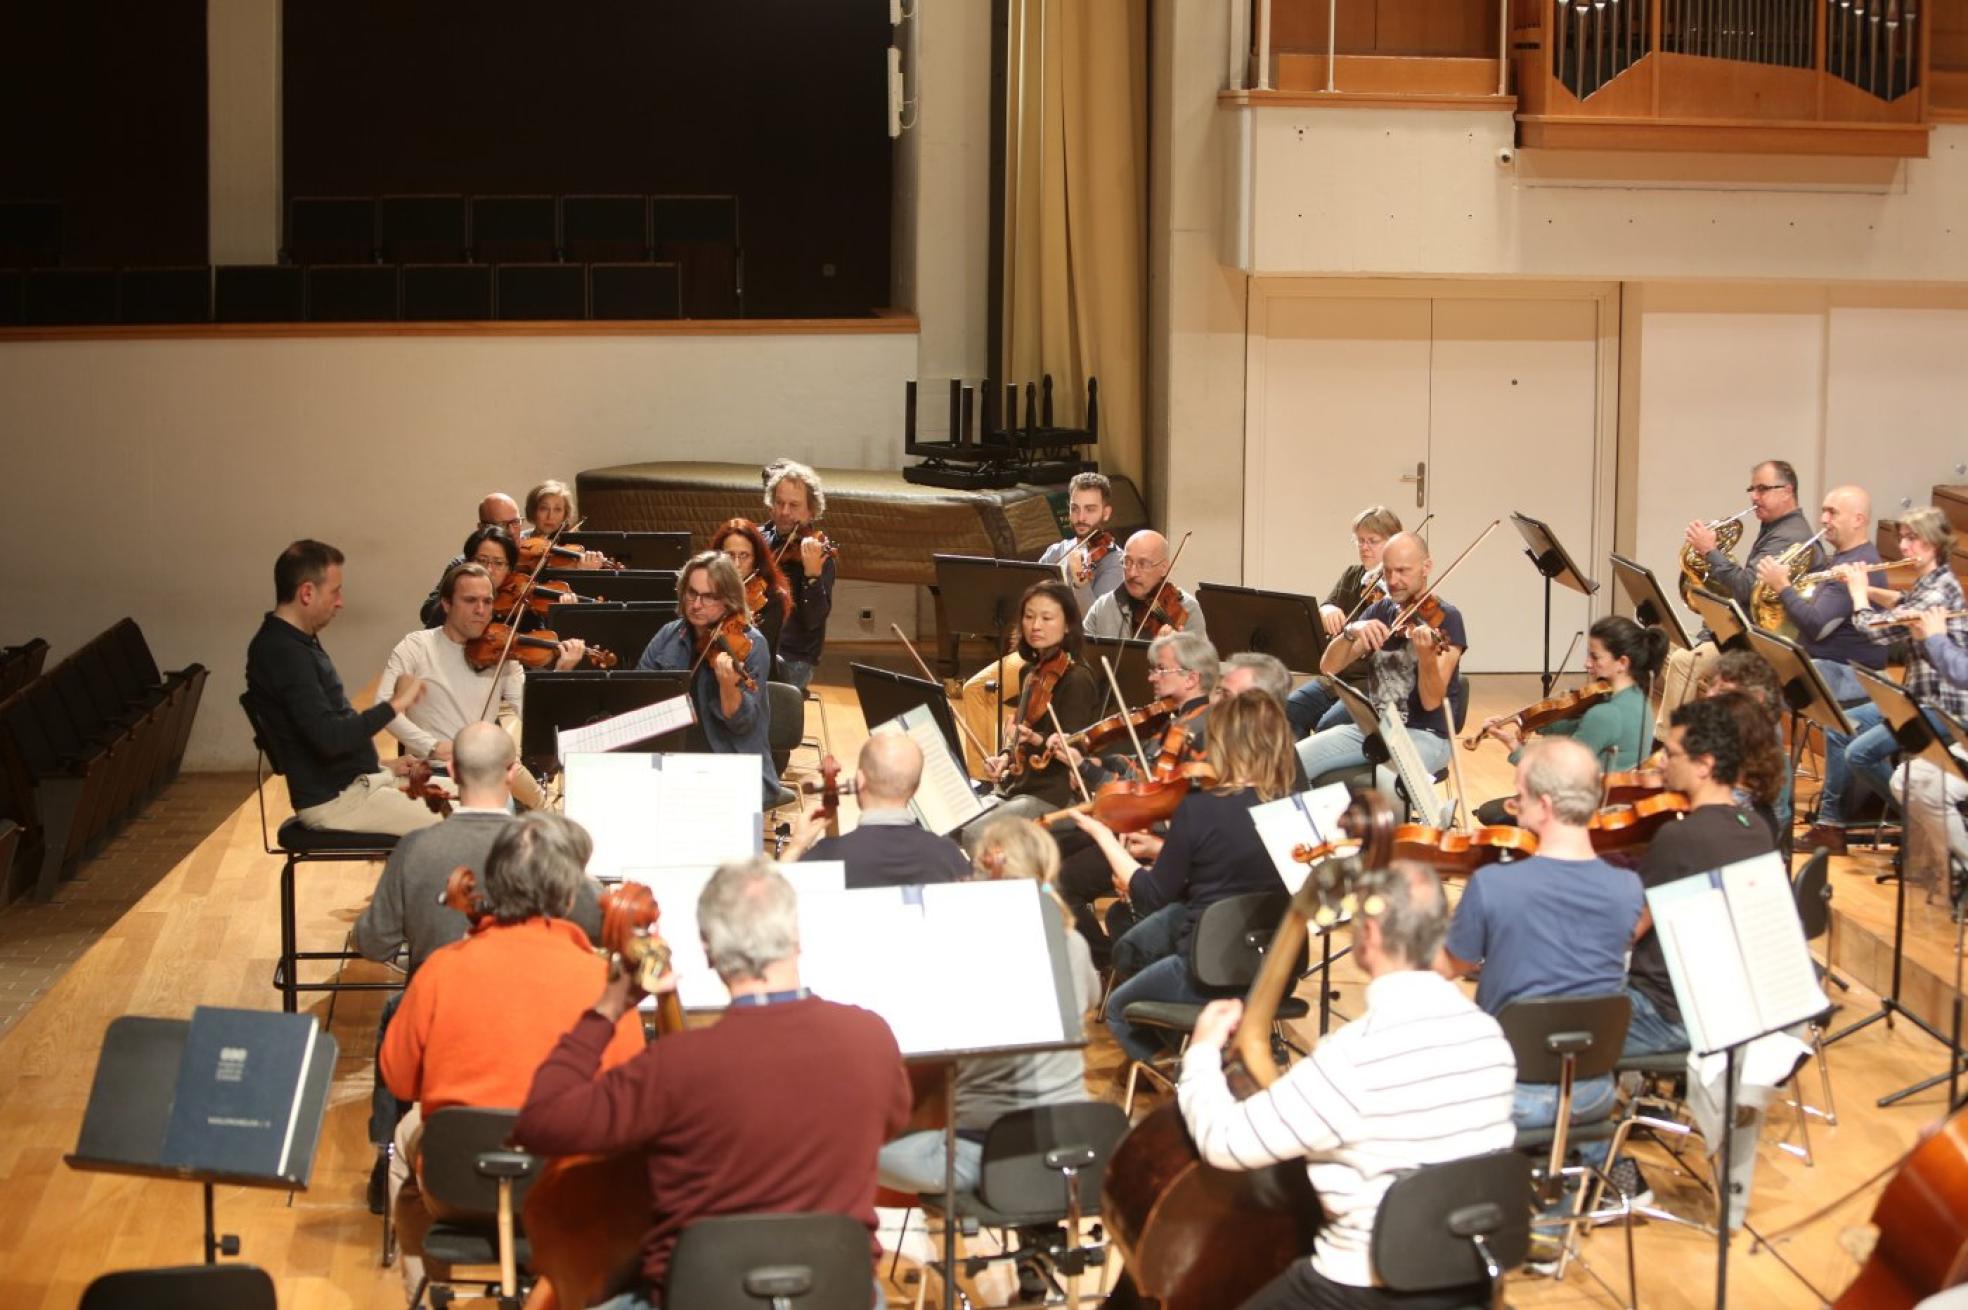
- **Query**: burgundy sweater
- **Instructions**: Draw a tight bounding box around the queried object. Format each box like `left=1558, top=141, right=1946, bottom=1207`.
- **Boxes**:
left=515, top=997, right=912, bottom=1294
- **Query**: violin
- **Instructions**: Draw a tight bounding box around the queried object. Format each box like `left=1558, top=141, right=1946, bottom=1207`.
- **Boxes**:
left=773, top=523, right=839, bottom=572
left=692, top=614, right=759, bottom=691
left=1042, top=761, right=1217, bottom=836
left=1602, top=765, right=1667, bottom=805
left=1135, top=581, right=1188, bottom=634
left=1036, top=695, right=1179, bottom=772
left=1586, top=791, right=1691, bottom=852
left=1389, top=593, right=1449, bottom=642
left=1391, top=821, right=1538, bottom=875
left=464, top=622, right=618, bottom=673
left=495, top=574, right=601, bottom=621
left=516, top=534, right=623, bottom=574
left=1003, top=650, right=1073, bottom=779
left=743, top=571, right=770, bottom=620
left=1462, top=680, right=1614, bottom=750
left=402, top=759, right=453, bottom=818
left=1070, top=530, right=1116, bottom=586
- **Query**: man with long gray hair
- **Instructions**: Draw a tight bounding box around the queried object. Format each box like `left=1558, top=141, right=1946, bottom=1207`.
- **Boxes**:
left=517, top=858, right=911, bottom=1309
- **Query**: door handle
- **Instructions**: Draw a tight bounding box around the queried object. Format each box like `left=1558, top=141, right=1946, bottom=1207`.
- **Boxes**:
left=1397, top=461, right=1426, bottom=509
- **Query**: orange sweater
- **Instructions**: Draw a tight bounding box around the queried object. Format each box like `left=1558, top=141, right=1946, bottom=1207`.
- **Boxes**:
left=380, top=916, right=643, bottom=1114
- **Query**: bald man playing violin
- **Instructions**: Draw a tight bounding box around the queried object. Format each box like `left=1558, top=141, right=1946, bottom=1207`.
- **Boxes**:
left=1083, top=530, right=1208, bottom=643
left=1296, top=533, right=1468, bottom=808
left=379, top=562, right=584, bottom=810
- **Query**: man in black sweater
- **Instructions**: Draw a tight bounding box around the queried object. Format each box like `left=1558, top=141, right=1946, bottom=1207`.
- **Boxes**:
left=785, top=733, right=970, bottom=888
left=759, top=460, right=836, bottom=694
left=246, top=538, right=437, bottom=836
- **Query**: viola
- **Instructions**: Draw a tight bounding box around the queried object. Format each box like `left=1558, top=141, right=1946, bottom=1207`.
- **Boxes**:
left=1042, top=761, right=1217, bottom=836
left=464, top=622, right=618, bottom=673
left=516, top=534, right=624, bottom=574
left=1389, top=593, right=1449, bottom=642
left=1602, top=765, right=1667, bottom=805
left=1391, top=821, right=1538, bottom=875
left=1004, top=649, right=1073, bottom=779
left=402, top=760, right=453, bottom=818
left=774, top=523, right=839, bottom=572
left=1070, top=530, right=1116, bottom=586
left=495, top=574, right=601, bottom=621
left=1462, top=680, right=1614, bottom=750
left=742, top=571, right=770, bottom=620
left=1137, top=581, right=1188, bottom=634
left=1586, top=791, right=1691, bottom=853
left=692, top=614, right=759, bottom=691
left=1036, top=695, right=1179, bottom=773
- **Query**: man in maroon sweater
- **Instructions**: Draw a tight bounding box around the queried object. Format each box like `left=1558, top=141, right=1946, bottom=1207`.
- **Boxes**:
left=516, top=856, right=912, bottom=1308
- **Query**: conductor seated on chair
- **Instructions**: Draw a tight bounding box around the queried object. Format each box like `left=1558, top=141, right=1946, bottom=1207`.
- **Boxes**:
left=245, top=537, right=439, bottom=837
left=379, top=811, right=643, bottom=1298
left=778, top=732, right=971, bottom=888
left=1435, top=738, right=1646, bottom=1134
left=1178, top=859, right=1517, bottom=1310
left=516, top=857, right=912, bottom=1309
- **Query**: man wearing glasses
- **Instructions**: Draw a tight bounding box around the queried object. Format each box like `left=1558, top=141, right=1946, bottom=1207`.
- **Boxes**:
left=1084, top=530, right=1208, bottom=642
left=635, top=551, right=778, bottom=806
left=1659, top=459, right=1819, bottom=724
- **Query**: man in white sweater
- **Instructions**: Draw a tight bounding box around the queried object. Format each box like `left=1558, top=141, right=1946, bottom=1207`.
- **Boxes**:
left=377, top=563, right=585, bottom=809
left=1178, top=860, right=1517, bottom=1309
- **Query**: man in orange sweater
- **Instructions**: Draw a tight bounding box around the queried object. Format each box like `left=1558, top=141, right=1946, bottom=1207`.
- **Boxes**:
left=380, top=811, right=643, bottom=1298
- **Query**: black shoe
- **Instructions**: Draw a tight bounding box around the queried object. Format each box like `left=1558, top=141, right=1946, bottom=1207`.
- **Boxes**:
left=1014, top=1256, right=1050, bottom=1303
left=367, top=1150, right=389, bottom=1215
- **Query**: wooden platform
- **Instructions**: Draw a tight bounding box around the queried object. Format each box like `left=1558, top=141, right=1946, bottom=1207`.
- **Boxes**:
left=0, top=658, right=1957, bottom=1309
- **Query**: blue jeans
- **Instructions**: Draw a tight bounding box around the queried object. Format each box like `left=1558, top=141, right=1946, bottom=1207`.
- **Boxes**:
left=776, top=656, right=816, bottom=695
left=1286, top=679, right=1337, bottom=738
left=879, top=1130, right=983, bottom=1195
left=1105, top=954, right=1207, bottom=1065
left=368, top=990, right=406, bottom=1146
left=1110, top=902, right=1188, bottom=979
left=1622, top=984, right=1688, bottom=1057
left=1813, top=658, right=1869, bottom=708
left=1512, top=1074, right=1617, bottom=1135
left=1296, top=723, right=1450, bottom=814
left=1820, top=704, right=1914, bottom=826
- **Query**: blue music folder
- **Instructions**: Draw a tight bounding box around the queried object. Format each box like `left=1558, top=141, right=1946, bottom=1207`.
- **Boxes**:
left=159, top=1007, right=321, bottom=1182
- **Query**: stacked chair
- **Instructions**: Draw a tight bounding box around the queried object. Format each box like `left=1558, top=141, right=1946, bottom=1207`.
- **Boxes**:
left=0, top=620, right=206, bottom=903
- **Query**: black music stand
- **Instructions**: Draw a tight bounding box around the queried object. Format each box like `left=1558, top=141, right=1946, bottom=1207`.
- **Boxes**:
left=850, top=662, right=969, bottom=770
left=556, top=530, right=691, bottom=570
left=520, top=670, right=700, bottom=771
left=538, top=568, right=678, bottom=605
left=1083, top=636, right=1154, bottom=716
left=1686, top=586, right=1752, bottom=654
left=66, top=1013, right=335, bottom=1265
left=1195, top=582, right=1326, bottom=672
left=1745, top=626, right=1853, bottom=864
left=545, top=603, right=678, bottom=664
left=1511, top=512, right=1599, bottom=696
left=1608, top=552, right=1694, bottom=651
left=1828, top=668, right=1968, bottom=1108
left=931, top=554, right=1056, bottom=741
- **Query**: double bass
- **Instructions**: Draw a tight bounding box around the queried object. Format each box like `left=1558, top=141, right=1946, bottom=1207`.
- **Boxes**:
left=1102, top=794, right=1396, bottom=1309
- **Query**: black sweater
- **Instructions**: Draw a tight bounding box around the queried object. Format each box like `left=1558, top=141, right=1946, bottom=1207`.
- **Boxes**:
left=246, top=612, right=393, bottom=809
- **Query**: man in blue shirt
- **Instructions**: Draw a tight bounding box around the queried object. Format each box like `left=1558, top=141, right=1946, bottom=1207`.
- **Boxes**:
left=1437, top=737, right=1645, bottom=1132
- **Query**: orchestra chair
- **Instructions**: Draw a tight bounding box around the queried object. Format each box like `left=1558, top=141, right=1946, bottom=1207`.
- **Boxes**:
left=1789, top=846, right=1841, bottom=1132
left=1496, top=994, right=1638, bottom=1307
left=78, top=1263, right=278, bottom=1310
left=669, top=1213, right=874, bottom=1310
left=897, top=1102, right=1130, bottom=1310
left=239, top=694, right=402, bottom=1016
left=1118, top=890, right=1311, bottom=1115
left=1370, top=1150, right=1534, bottom=1310
left=399, top=1107, right=538, bottom=1310
left=765, top=681, right=804, bottom=810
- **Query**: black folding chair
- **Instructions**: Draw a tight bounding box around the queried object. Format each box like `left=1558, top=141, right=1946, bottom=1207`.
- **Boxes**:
left=79, top=1263, right=278, bottom=1310
left=669, top=1212, right=876, bottom=1310
left=1371, top=1150, right=1533, bottom=1310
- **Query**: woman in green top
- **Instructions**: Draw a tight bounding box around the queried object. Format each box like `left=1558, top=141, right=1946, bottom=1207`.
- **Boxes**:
left=1472, top=616, right=1668, bottom=824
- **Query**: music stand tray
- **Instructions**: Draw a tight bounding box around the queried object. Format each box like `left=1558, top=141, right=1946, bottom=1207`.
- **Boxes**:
left=557, top=530, right=691, bottom=571
left=521, top=670, right=699, bottom=770
left=1195, top=582, right=1326, bottom=673
left=546, top=604, right=678, bottom=667
left=1686, top=586, right=1751, bottom=653
left=1609, top=552, right=1693, bottom=651
left=1082, top=636, right=1154, bottom=712
left=851, top=662, right=969, bottom=769
left=1744, top=626, right=1854, bottom=739
left=1512, top=512, right=1599, bottom=695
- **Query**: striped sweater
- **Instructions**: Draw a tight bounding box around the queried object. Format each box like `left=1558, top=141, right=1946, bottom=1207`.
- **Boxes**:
left=1179, top=969, right=1517, bottom=1288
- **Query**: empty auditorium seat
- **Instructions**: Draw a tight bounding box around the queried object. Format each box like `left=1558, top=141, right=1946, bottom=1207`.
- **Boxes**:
left=287, top=196, right=377, bottom=265
left=563, top=196, right=650, bottom=263
left=215, top=265, right=305, bottom=323
left=307, top=264, right=399, bottom=321
left=495, top=263, right=585, bottom=320
left=0, top=270, right=23, bottom=325
left=0, top=201, right=62, bottom=268
left=653, top=195, right=742, bottom=318
left=402, top=263, right=493, bottom=320
left=118, top=267, right=211, bottom=324
left=24, top=269, right=118, bottom=326
left=590, top=263, right=682, bottom=320
left=378, top=194, right=469, bottom=264
left=471, top=195, right=557, bottom=264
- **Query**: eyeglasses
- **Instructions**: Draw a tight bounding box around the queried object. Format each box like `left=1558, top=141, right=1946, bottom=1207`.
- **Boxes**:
left=1149, top=664, right=1186, bottom=679
left=1122, top=557, right=1165, bottom=574
left=683, top=588, right=724, bottom=606
left=1745, top=484, right=1788, bottom=495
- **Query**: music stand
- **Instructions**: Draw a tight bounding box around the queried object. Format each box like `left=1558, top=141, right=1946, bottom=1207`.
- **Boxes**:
left=67, top=1013, right=335, bottom=1264
left=556, top=530, right=691, bottom=571
left=520, top=670, right=699, bottom=771
left=546, top=603, right=678, bottom=666
left=538, top=568, right=678, bottom=605
left=1195, top=582, right=1326, bottom=672
left=1083, top=635, right=1154, bottom=716
left=1608, top=553, right=1693, bottom=651
left=1686, top=586, right=1752, bottom=654
left=850, top=661, right=968, bottom=769
left=1511, top=512, right=1599, bottom=696
left=931, top=554, right=1056, bottom=745
left=1828, top=668, right=1968, bottom=1108
left=1745, top=627, right=1851, bottom=866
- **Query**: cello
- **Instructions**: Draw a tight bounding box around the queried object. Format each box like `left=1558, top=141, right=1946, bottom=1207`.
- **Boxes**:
left=1102, top=793, right=1395, bottom=1310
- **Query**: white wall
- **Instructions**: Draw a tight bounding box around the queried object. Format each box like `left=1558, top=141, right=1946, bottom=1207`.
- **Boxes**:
left=0, top=329, right=916, bottom=769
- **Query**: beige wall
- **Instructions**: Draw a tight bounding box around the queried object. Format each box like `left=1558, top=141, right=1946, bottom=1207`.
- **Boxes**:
left=207, top=0, right=281, bottom=265
left=0, top=329, right=915, bottom=769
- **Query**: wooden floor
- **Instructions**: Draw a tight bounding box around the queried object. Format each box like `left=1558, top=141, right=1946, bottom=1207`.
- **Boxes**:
left=0, top=656, right=1957, bottom=1309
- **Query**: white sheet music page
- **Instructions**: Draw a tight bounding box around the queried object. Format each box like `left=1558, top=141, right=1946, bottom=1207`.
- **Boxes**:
left=622, top=862, right=847, bottom=1010
left=555, top=693, right=696, bottom=757
left=563, top=753, right=760, bottom=881
left=1718, top=852, right=1831, bottom=1032
left=1250, top=785, right=1351, bottom=894
left=874, top=709, right=984, bottom=836
left=1648, top=875, right=1759, bottom=1054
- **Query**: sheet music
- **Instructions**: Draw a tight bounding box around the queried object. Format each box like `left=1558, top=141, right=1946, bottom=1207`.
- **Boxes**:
left=1378, top=707, right=1451, bottom=827
left=563, top=753, right=761, bottom=881
left=873, top=707, right=986, bottom=836
left=556, top=693, right=696, bottom=757
left=1250, top=785, right=1353, bottom=894
left=623, top=863, right=847, bottom=1010
left=1719, top=853, right=1831, bottom=1032
left=1651, top=878, right=1760, bottom=1053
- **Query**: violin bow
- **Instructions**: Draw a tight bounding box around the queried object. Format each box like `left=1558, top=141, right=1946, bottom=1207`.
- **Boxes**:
left=1099, top=656, right=1156, bottom=779
left=1127, top=531, right=1195, bottom=644
left=1391, top=518, right=1501, bottom=632
left=476, top=516, right=587, bottom=721
left=888, top=622, right=996, bottom=765
left=1045, top=704, right=1095, bottom=805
